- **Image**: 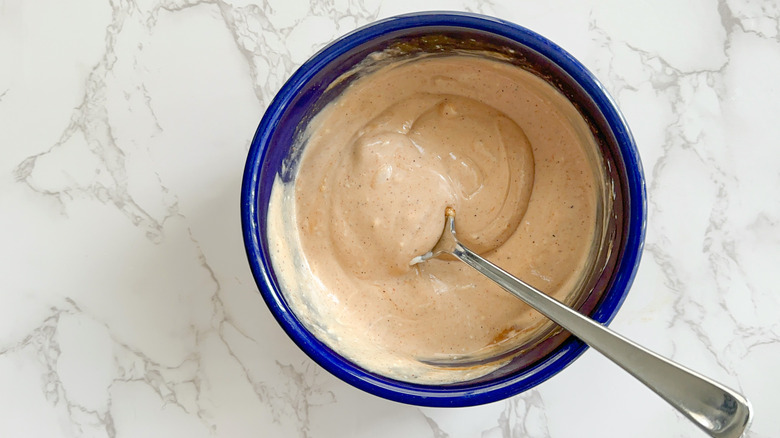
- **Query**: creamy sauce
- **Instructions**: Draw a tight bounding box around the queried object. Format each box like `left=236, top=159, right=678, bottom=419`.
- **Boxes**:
left=268, top=54, right=602, bottom=383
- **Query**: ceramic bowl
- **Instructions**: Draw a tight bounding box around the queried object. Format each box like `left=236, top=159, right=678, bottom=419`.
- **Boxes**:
left=241, top=12, right=646, bottom=407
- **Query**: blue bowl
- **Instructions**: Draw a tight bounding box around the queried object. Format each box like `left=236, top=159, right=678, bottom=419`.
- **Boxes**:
left=241, top=12, right=646, bottom=407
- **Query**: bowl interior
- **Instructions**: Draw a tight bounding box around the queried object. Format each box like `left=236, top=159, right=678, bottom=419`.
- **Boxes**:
left=242, top=13, right=645, bottom=407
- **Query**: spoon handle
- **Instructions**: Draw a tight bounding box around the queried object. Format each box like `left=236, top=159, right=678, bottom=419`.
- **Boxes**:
left=452, top=242, right=752, bottom=438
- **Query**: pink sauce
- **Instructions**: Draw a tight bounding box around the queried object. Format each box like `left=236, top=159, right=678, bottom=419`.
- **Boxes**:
left=268, top=54, right=603, bottom=383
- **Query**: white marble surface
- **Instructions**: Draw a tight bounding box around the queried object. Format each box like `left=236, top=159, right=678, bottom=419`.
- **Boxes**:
left=1, top=0, right=779, bottom=436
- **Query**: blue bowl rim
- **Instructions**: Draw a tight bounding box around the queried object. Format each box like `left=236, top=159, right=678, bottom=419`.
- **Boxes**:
left=241, top=11, right=647, bottom=407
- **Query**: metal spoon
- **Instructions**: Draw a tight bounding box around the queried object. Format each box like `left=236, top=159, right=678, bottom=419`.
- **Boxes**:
left=411, top=207, right=752, bottom=438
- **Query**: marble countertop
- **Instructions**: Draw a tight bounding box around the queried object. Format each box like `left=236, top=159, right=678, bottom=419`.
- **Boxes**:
left=2, top=0, right=778, bottom=437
